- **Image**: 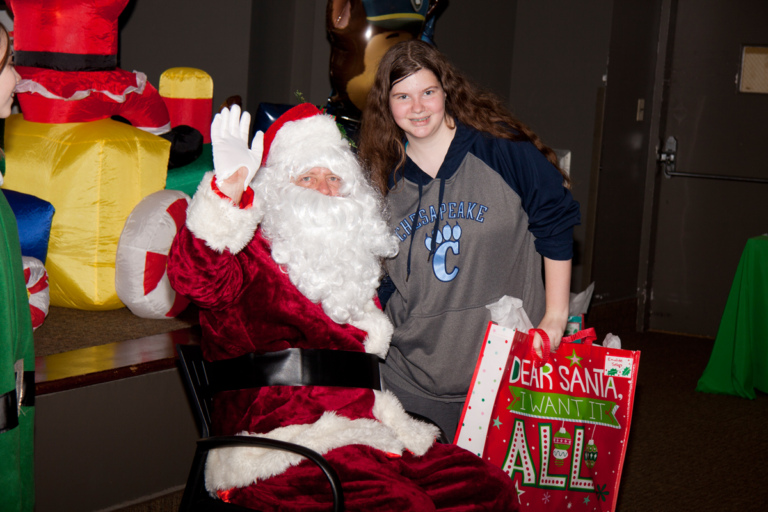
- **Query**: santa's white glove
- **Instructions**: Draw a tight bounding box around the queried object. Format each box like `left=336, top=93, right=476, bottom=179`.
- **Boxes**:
left=211, top=104, right=264, bottom=191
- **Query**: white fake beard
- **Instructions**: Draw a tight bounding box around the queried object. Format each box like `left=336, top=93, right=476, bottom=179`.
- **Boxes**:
left=258, top=182, right=398, bottom=326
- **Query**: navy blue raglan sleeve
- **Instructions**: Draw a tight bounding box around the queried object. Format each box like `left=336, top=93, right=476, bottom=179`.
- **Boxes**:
left=492, top=138, right=581, bottom=260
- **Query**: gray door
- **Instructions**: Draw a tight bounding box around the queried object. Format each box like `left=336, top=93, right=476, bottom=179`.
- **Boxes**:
left=647, top=0, right=768, bottom=336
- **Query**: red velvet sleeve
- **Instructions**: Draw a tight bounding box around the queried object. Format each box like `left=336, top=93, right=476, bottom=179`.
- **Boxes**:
left=167, top=224, right=258, bottom=310
left=168, top=226, right=369, bottom=361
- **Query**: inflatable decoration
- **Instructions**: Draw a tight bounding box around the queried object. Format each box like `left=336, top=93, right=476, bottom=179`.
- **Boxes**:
left=22, top=255, right=49, bottom=331
left=253, top=103, right=293, bottom=134
left=326, top=0, right=442, bottom=119
left=7, top=0, right=171, bottom=134
left=165, top=142, right=213, bottom=197
left=115, top=190, right=191, bottom=319
left=160, top=67, right=214, bottom=144
left=158, top=68, right=216, bottom=193
left=3, top=114, right=170, bottom=310
left=2, top=189, right=55, bottom=264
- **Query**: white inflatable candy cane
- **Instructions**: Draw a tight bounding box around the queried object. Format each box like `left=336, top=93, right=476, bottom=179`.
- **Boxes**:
left=115, top=189, right=191, bottom=319
left=22, top=255, right=49, bottom=331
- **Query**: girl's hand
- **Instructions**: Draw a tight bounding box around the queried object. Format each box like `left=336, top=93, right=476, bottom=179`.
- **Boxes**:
left=532, top=257, right=572, bottom=358
left=532, top=313, right=567, bottom=358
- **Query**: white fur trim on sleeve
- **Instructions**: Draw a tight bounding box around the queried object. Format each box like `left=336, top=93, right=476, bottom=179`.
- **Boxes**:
left=349, top=302, right=392, bottom=359
left=372, top=390, right=439, bottom=456
left=186, top=172, right=264, bottom=254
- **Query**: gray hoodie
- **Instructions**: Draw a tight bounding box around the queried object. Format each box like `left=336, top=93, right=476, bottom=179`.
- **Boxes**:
left=381, top=122, right=580, bottom=408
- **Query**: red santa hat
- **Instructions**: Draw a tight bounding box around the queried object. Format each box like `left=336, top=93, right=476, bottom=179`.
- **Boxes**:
left=261, top=103, right=324, bottom=166
left=260, top=103, right=356, bottom=183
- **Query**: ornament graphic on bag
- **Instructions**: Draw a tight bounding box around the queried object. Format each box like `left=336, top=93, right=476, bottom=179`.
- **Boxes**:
left=584, top=438, right=599, bottom=469
left=552, top=426, right=572, bottom=466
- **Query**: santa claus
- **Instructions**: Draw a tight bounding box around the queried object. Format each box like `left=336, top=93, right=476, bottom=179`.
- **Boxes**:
left=167, top=103, right=517, bottom=510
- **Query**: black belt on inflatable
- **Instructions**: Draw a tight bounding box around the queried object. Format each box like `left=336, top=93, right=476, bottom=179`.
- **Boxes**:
left=0, top=371, right=35, bottom=434
left=15, top=50, right=117, bottom=72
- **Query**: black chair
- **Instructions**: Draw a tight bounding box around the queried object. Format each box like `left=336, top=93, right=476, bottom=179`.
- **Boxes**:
left=176, top=344, right=384, bottom=512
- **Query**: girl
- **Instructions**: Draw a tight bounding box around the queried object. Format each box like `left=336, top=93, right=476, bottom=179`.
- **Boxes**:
left=358, top=39, right=581, bottom=441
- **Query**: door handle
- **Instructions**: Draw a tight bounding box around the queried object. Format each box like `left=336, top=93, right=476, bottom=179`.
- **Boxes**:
left=657, top=136, right=677, bottom=177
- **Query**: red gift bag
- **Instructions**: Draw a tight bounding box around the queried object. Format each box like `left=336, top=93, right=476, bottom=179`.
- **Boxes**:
left=456, top=325, right=640, bottom=511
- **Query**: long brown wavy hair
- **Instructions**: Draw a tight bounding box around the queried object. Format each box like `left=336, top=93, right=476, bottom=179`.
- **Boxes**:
left=0, top=24, right=10, bottom=72
left=358, top=39, right=570, bottom=194
left=0, top=23, right=11, bottom=160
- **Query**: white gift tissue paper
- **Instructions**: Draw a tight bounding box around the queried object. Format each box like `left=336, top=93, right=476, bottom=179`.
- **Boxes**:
left=485, top=295, right=534, bottom=331
left=602, top=333, right=622, bottom=349
left=569, top=281, right=595, bottom=316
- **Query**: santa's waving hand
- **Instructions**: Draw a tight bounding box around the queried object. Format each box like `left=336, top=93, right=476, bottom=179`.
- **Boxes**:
left=211, top=105, right=264, bottom=202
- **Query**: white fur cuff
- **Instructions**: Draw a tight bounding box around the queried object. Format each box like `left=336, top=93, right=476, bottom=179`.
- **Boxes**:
left=373, top=390, right=439, bottom=456
left=350, top=303, right=393, bottom=359
left=186, top=172, right=264, bottom=254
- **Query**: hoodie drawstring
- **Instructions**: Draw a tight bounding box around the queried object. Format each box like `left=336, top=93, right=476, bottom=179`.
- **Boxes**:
left=427, top=177, right=446, bottom=262
left=405, top=182, right=423, bottom=282
left=405, top=176, right=446, bottom=281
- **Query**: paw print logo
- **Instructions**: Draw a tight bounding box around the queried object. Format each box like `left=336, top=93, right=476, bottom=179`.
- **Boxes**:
left=425, top=222, right=462, bottom=282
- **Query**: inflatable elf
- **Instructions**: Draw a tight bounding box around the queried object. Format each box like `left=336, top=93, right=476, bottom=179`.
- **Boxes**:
left=0, top=186, right=35, bottom=512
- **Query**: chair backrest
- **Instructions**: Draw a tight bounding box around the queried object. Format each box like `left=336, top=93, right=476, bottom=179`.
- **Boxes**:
left=176, top=343, right=353, bottom=511
left=177, top=344, right=215, bottom=438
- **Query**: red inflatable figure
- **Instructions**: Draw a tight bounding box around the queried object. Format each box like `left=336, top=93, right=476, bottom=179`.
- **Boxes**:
left=7, top=0, right=171, bottom=135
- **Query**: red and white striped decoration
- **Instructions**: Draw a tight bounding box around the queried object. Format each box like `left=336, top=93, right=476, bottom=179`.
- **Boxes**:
left=115, top=190, right=191, bottom=319
left=22, top=255, right=49, bottom=330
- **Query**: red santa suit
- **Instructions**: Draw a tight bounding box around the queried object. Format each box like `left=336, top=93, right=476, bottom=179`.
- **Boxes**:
left=167, top=105, right=517, bottom=511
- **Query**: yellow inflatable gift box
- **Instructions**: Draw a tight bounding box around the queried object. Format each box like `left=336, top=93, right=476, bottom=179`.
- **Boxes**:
left=2, top=115, right=170, bottom=310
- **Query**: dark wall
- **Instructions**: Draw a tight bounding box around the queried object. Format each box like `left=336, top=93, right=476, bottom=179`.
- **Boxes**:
left=246, top=0, right=330, bottom=110
left=505, top=1, right=613, bottom=291
left=119, top=0, right=253, bottom=111
left=431, top=1, right=518, bottom=105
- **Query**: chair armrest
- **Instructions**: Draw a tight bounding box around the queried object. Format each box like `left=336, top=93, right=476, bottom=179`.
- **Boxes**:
left=182, top=435, right=344, bottom=512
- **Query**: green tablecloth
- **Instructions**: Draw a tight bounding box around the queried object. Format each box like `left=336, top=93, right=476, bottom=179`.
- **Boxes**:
left=697, top=235, right=768, bottom=398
